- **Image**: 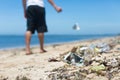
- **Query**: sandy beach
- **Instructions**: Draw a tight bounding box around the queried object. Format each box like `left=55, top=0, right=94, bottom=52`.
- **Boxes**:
left=0, top=36, right=120, bottom=80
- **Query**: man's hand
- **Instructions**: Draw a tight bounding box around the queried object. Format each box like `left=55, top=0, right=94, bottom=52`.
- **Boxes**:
left=48, top=0, right=62, bottom=13
left=55, top=6, right=62, bottom=13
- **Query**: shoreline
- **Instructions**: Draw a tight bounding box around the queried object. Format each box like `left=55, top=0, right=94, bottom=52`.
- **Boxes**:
left=0, top=35, right=117, bottom=51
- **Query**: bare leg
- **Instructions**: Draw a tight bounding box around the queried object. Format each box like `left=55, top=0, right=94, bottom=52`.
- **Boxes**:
left=25, top=31, right=32, bottom=54
left=38, top=33, right=46, bottom=53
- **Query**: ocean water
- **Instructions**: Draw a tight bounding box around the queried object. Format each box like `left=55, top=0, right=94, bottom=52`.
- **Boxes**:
left=0, top=34, right=115, bottom=49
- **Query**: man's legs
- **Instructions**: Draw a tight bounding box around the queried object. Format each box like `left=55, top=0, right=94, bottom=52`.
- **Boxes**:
left=25, top=31, right=32, bottom=54
left=38, top=33, right=46, bottom=53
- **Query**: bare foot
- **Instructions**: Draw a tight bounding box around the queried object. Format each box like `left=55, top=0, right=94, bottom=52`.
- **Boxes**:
left=26, top=51, right=33, bottom=55
left=40, top=49, right=47, bottom=53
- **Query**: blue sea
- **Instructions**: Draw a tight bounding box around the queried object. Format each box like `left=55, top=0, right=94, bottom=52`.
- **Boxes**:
left=0, top=34, right=116, bottom=49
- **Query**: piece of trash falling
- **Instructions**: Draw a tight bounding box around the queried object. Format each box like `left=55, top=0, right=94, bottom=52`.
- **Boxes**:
left=73, top=23, right=80, bottom=30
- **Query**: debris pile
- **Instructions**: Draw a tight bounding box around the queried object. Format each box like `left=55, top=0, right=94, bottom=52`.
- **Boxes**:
left=47, top=39, right=120, bottom=80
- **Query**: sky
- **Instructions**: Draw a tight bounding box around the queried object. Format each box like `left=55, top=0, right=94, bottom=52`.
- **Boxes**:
left=0, top=0, right=120, bottom=35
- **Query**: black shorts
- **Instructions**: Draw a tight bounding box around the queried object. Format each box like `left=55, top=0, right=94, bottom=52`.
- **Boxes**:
left=26, top=5, right=48, bottom=34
